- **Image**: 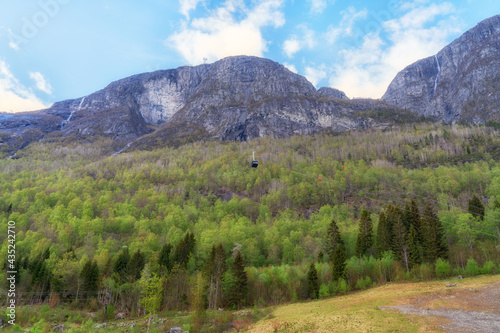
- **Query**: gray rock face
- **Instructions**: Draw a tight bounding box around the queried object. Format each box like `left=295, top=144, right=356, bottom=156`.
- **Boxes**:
left=382, top=15, right=500, bottom=123
left=3, top=56, right=411, bottom=155
left=49, top=55, right=404, bottom=148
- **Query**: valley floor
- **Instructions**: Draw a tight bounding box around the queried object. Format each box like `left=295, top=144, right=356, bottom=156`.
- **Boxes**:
left=247, top=275, right=500, bottom=333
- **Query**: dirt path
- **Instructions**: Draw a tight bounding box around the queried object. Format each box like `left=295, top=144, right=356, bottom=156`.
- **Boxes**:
left=382, top=281, right=500, bottom=332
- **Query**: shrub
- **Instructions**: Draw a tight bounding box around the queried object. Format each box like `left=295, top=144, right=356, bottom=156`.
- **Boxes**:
left=465, top=259, right=480, bottom=276
left=319, top=283, right=330, bottom=298
left=355, top=278, right=366, bottom=290
left=435, top=258, right=451, bottom=278
left=480, top=261, right=496, bottom=275
left=339, top=279, right=348, bottom=293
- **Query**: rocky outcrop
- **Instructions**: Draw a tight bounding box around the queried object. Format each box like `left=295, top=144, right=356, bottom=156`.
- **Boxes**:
left=382, top=15, right=500, bottom=123
left=2, top=56, right=412, bottom=155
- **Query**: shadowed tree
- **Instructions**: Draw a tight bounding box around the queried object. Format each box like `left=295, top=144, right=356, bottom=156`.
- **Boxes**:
left=326, top=219, right=344, bottom=259
left=356, top=210, right=374, bottom=257
left=332, top=245, right=347, bottom=281
left=468, top=195, right=485, bottom=221
left=307, top=262, right=319, bottom=299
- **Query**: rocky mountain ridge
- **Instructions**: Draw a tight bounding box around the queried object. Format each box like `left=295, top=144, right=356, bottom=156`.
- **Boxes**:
left=382, top=14, right=500, bottom=123
left=1, top=15, right=498, bottom=157
left=1, top=56, right=408, bottom=156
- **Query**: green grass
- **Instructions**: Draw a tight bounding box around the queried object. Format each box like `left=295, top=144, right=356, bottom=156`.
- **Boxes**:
left=247, top=275, right=500, bottom=333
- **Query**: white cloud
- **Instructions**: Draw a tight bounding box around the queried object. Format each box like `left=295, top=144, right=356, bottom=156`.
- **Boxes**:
left=29, top=72, right=53, bottom=94
left=304, top=66, right=326, bottom=87
left=309, top=0, right=327, bottom=15
left=325, top=6, right=368, bottom=44
left=329, top=2, right=461, bottom=98
left=283, top=37, right=300, bottom=58
left=179, top=0, right=204, bottom=18
left=8, top=41, right=20, bottom=51
left=0, top=60, right=47, bottom=112
left=282, top=25, right=316, bottom=58
left=168, top=0, right=285, bottom=65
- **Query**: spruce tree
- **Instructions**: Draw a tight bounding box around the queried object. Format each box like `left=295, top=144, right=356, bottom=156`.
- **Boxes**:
left=391, top=212, right=410, bottom=271
left=127, top=250, right=145, bottom=282
left=81, top=260, right=99, bottom=297
left=113, top=247, right=130, bottom=277
left=421, top=204, right=448, bottom=262
left=332, top=245, right=347, bottom=281
left=468, top=195, right=485, bottom=221
left=159, top=243, right=173, bottom=274
left=376, top=211, right=392, bottom=258
left=326, top=219, right=344, bottom=258
left=355, top=210, right=374, bottom=257
left=407, top=224, right=422, bottom=268
left=229, top=250, right=248, bottom=308
left=307, top=262, right=319, bottom=299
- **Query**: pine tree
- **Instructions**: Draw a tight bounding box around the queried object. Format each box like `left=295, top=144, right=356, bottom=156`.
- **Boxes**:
left=225, top=250, right=248, bottom=308
left=159, top=243, right=173, bottom=274
left=332, top=245, right=347, bottom=281
left=174, top=232, right=196, bottom=266
left=127, top=250, right=145, bottom=282
left=307, top=262, right=319, bottom=299
left=113, top=247, right=130, bottom=277
left=81, top=260, right=99, bottom=297
left=391, top=211, right=410, bottom=271
left=468, top=195, right=485, bottom=221
left=376, top=211, right=392, bottom=258
left=421, top=204, right=448, bottom=262
left=231, top=250, right=248, bottom=308
left=326, top=219, right=344, bottom=258
left=407, top=224, right=422, bottom=268
left=355, top=210, right=374, bottom=257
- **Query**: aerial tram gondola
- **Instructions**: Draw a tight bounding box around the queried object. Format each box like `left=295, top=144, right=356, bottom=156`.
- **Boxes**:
left=251, top=151, right=258, bottom=168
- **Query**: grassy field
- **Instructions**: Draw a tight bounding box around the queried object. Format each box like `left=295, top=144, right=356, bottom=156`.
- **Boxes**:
left=247, top=275, right=500, bottom=333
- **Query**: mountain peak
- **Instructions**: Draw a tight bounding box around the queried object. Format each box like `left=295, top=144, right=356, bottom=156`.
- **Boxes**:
left=382, top=14, right=500, bottom=123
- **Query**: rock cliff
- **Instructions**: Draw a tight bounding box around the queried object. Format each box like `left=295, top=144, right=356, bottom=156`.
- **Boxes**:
left=382, top=15, right=500, bottom=123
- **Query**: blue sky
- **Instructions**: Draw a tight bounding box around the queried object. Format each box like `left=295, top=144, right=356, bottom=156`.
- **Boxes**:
left=0, top=0, right=498, bottom=112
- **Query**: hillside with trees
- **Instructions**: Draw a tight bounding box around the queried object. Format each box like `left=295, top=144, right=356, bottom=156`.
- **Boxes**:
left=0, top=122, right=499, bottom=331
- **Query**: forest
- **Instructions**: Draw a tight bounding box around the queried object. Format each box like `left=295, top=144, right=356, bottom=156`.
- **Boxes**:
left=0, top=122, right=499, bottom=330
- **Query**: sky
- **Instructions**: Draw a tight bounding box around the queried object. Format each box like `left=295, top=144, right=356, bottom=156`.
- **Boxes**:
left=0, top=0, right=498, bottom=112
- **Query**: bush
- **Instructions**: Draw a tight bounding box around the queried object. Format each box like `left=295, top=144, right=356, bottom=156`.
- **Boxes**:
left=319, top=283, right=330, bottom=298
left=480, top=261, right=496, bottom=275
left=339, top=279, right=348, bottom=293
left=435, top=258, right=451, bottom=278
left=355, top=278, right=366, bottom=290
left=465, top=259, right=480, bottom=276
left=364, top=276, right=373, bottom=288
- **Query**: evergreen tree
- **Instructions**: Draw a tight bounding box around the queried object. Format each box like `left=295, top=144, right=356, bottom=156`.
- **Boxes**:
left=326, top=219, right=344, bottom=258
left=174, top=232, right=196, bottom=266
left=421, top=204, right=448, bottom=262
left=127, top=250, right=145, bottom=282
left=230, top=250, right=248, bottom=308
left=159, top=243, right=173, bottom=274
left=391, top=211, right=410, bottom=271
left=407, top=224, right=422, bottom=268
left=355, top=210, right=374, bottom=257
left=332, top=245, right=347, bottom=281
left=307, top=262, right=319, bottom=299
left=376, top=211, right=392, bottom=258
left=81, top=260, right=99, bottom=296
left=468, top=195, right=485, bottom=221
left=113, top=247, right=130, bottom=278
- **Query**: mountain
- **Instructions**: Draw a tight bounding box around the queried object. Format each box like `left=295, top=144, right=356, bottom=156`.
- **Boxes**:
left=1, top=56, right=410, bottom=156
left=382, top=15, right=500, bottom=123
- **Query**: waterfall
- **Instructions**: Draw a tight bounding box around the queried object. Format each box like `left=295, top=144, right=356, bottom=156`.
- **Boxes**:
left=63, top=97, right=85, bottom=126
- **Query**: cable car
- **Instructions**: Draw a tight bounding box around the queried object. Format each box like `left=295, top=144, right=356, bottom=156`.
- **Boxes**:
left=251, top=151, right=258, bottom=168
